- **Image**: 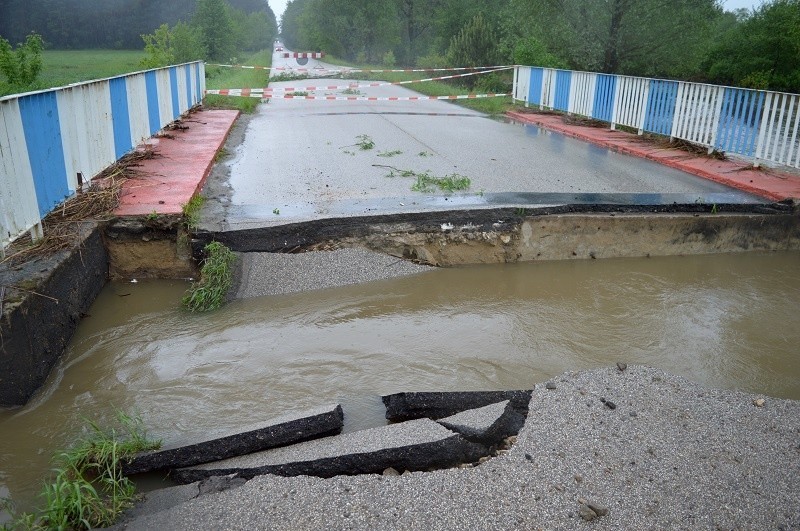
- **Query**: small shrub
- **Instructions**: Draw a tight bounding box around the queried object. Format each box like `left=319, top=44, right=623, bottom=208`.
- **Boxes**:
left=182, top=241, right=236, bottom=312
left=416, top=53, right=447, bottom=69
left=382, top=50, right=396, bottom=68
left=0, top=32, right=44, bottom=88
left=475, top=72, right=512, bottom=94
left=182, top=194, right=205, bottom=230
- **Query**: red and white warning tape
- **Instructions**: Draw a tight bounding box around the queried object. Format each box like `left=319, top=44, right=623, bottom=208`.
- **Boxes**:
left=204, top=91, right=510, bottom=101
left=206, top=67, right=512, bottom=96
left=206, top=63, right=515, bottom=74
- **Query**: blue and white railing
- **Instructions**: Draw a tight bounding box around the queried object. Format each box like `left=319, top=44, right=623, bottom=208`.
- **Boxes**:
left=513, top=66, right=800, bottom=170
left=1, top=61, right=206, bottom=256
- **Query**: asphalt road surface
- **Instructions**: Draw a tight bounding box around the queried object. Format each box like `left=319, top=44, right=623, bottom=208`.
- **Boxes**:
left=202, top=45, right=761, bottom=231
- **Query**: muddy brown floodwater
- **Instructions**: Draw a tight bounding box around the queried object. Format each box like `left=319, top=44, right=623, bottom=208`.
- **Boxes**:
left=1, top=251, right=799, bottom=516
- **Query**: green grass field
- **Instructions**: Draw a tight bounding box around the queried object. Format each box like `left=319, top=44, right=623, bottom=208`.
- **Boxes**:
left=39, top=49, right=146, bottom=86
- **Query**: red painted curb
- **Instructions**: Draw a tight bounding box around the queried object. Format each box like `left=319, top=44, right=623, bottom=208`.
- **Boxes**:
left=114, top=109, right=240, bottom=217
left=506, top=110, right=800, bottom=202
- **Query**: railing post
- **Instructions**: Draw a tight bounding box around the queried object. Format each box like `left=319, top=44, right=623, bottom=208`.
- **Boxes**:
left=610, top=76, right=620, bottom=130
left=707, top=86, right=725, bottom=154
left=637, top=78, right=650, bottom=135
left=753, top=91, right=773, bottom=168
left=512, top=66, right=518, bottom=104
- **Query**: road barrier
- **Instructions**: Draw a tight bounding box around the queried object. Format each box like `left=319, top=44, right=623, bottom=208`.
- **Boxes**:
left=283, top=52, right=325, bottom=59
left=0, top=61, right=205, bottom=256
left=513, top=66, right=800, bottom=169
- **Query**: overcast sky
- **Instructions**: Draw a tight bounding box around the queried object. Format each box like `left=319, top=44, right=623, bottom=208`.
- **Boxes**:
left=268, top=0, right=764, bottom=26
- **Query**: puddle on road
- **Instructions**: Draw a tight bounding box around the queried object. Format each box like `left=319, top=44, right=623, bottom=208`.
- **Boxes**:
left=2, top=251, right=799, bottom=513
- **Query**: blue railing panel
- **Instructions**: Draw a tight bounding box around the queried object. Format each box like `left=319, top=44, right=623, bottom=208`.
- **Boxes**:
left=185, top=64, right=193, bottom=110
left=554, top=70, right=572, bottom=112
left=144, top=71, right=161, bottom=135
left=592, top=74, right=616, bottom=122
left=716, top=88, right=765, bottom=157
left=643, top=80, right=678, bottom=136
left=169, top=67, right=181, bottom=119
left=109, top=77, right=133, bottom=159
left=18, top=93, right=70, bottom=217
left=528, top=68, right=544, bottom=106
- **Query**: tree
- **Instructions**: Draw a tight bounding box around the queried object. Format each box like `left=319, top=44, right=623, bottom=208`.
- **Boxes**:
left=703, top=0, right=800, bottom=92
left=194, top=0, right=236, bottom=61
left=140, top=23, right=206, bottom=68
left=446, top=13, right=500, bottom=69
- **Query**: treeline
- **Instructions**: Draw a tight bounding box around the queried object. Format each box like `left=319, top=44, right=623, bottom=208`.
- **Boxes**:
left=282, top=0, right=800, bottom=93
left=0, top=0, right=276, bottom=51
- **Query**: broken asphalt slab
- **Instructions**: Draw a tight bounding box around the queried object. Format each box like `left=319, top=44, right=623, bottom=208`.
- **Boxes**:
left=171, top=418, right=486, bottom=484
left=123, top=404, right=344, bottom=475
left=436, top=400, right=524, bottom=445
left=382, top=389, right=532, bottom=421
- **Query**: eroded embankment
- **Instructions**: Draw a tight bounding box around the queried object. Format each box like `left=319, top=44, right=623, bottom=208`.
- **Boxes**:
left=194, top=203, right=800, bottom=267
left=0, top=215, right=196, bottom=407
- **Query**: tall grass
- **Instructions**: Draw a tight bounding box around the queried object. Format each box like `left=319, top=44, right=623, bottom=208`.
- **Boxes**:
left=182, top=241, right=237, bottom=312
left=3, top=412, right=160, bottom=530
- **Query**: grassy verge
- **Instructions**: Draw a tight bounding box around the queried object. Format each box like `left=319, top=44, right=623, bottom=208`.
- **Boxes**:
left=182, top=241, right=236, bottom=312
left=320, top=56, right=514, bottom=115
left=3, top=412, right=160, bottom=530
left=204, top=49, right=273, bottom=113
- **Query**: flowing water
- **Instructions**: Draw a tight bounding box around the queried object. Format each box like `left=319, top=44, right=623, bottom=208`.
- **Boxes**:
left=2, top=251, right=799, bottom=515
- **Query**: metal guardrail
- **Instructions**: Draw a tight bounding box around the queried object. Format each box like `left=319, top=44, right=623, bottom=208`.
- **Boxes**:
left=0, top=61, right=206, bottom=257
left=513, top=66, right=800, bottom=171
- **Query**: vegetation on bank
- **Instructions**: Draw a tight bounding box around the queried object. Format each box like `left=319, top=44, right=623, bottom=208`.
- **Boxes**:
left=182, top=241, right=236, bottom=312
left=2, top=412, right=161, bottom=530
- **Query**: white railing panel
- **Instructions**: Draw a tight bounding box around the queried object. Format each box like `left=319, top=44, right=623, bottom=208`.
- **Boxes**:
left=569, top=71, right=596, bottom=117
left=156, top=69, right=174, bottom=123
left=0, top=99, right=41, bottom=248
left=514, top=66, right=531, bottom=103
left=126, top=73, right=152, bottom=147
left=756, top=92, right=800, bottom=168
left=614, top=77, right=649, bottom=132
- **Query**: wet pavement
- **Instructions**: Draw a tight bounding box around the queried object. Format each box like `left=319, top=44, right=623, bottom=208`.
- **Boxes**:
left=198, top=50, right=765, bottom=232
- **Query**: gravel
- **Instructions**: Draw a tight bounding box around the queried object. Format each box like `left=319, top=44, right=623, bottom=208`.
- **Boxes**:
left=233, top=247, right=432, bottom=298
left=116, top=365, right=800, bottom=530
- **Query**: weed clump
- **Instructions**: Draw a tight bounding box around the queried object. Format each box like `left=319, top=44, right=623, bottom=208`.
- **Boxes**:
left=4, top=412, right=160, bottom=530
left=182, top=241, right=236, bottom=312
left=181, top=194, right=205, bottom=230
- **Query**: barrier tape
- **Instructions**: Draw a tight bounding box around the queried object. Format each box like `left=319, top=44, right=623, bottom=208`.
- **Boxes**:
left=204, top=90, right=510, bottom=101
left=207, top=67, right=512, bottom=96
left=206, top=63, right=515, bottom=74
